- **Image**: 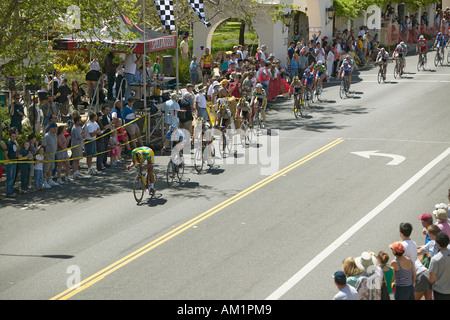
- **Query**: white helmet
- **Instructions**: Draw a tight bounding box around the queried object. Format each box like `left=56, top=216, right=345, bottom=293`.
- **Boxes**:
left=317, top=60, right=323, bottom=66
left=419, top=35, right=425, bottom=40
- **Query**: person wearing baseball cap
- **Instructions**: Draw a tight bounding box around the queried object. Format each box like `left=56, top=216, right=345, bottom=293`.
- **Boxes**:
left=389, top=241, right=416, bottom=300
left=332, top=270, right=359, bottom=300
left=419, top=213, right=434, bottom=244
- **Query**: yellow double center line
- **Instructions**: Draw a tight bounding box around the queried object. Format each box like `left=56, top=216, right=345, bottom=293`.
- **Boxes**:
left=51, top=138, right=344, bottom=300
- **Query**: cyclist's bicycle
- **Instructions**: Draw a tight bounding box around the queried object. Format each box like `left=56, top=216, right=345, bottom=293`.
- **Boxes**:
left=313, top=78, right=323, bottom=102
left=393, top=58, right=403, bottom=78
left=339, top=75, right=350, bottom=99
left=293, top=91, right=306, bottom=119
left=194, top=138, right=215, bottom=173
left=434, top=46, right=445, bottom=66
left=252, top=101, right=264, bottom=134
left=377, top=61, right=387, bottom=83
left=417, top=52, right=427, bottom=71
left=215, top=124, right=233, bottom=158
left=133, top=165, right=157, bottom=204
left=166, top=142, right=185, bottom=186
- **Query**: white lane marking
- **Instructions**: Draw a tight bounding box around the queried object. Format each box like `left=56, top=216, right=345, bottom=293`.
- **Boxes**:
left=266, top=146, right=450, bottom=300
left=351, top=150, right=406, bottom=165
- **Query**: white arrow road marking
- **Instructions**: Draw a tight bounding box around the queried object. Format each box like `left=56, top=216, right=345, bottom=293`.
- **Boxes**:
left=351, top=150, right=406, bottom=165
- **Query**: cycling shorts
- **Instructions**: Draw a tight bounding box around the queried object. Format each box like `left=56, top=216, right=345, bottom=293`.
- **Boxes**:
left=316, top=71, right=324, bottom=78
left=202, top=67, right=212, bottom=76
left=419, top=46, right=426, bottom=52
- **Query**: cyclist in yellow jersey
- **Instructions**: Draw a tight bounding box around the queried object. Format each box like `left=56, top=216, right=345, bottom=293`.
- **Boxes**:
left=126, top=146, right=156, bottom=194
left=200, top=47, right=213, bottom=85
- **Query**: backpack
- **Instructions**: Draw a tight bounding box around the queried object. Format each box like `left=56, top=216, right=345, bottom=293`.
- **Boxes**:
left=355, top=271, right=382, bottom=300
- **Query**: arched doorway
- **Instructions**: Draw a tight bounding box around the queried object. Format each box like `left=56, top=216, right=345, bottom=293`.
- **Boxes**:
left=290, top=10, right=309, bottom=43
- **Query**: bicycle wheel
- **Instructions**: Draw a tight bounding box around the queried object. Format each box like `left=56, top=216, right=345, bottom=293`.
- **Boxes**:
left=194, top=147, right=203, bottom=173
left=447, top=51, right=450, bottom=64
left=293, top=96, right=301, bottom=119
left=417, top=58, right=422, bottom=72
left=393, top=64, right=399, bottom=79
left=339, top=81, right=346, bottom=99
left=378, top=69, right=382, bottom=83
left=177, top=160, right=184, bottom=182
left=166, top=160, right=175, bottom=186
left=440, top=50, right=445, bottom=66
left=434, top=53, right=439, bottom=67
left=133, top=174, right=145, bottom=203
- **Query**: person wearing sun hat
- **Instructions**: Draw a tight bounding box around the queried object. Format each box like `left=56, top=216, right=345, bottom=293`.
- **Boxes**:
left=389, top=241, right=416, bottom=300
left=433, top=208, right=450, bottom=238
left=353, top=251, right=382, bottom=300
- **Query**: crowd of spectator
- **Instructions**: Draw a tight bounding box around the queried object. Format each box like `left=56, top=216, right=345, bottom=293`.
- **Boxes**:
left=333, top=192, right=450, bottom=300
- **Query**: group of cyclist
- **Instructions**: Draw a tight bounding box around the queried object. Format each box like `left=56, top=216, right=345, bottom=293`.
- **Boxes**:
left=126, top=80, right=269, bottom=196
left=126, top=32, right=447, bottom=198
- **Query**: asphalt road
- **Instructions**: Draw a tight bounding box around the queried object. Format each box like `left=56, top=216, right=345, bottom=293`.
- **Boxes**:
left=1, top=52, right=449, bottom=301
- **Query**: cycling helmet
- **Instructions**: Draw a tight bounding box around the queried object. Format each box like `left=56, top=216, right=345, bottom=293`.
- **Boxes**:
left=419, top=35, right=425, bottom=40
left=400, top=41, right=405, bottom=46
left=169, top=123, right=178, bottom=132
left=133, top=151, right=144, bottom=165
left=343, top=60, right=349, bottom=66
left=396, top=44, right=402, bottom=49
left=380, top=47, right=385, bottom=52
left=292, top=76, right=299, bottom=82
left=317, top=60, right=323, bottom=66
left=438, top=32, right=442, bottom=36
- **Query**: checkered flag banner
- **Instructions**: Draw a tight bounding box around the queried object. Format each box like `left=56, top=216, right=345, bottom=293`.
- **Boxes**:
left=187, top=0, right=211, bottom=27
left=153, top=0, right=176, bottom=31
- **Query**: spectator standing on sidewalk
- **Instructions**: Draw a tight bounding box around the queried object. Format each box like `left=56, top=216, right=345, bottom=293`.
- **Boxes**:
left=332, top=270, right=359, bottom=300
left=85, top=113, right=101, bottom=176
left=434, top=208, right=450, bottom=237
left=389, top=241, right=416, bottom=300
left=399, top=222, right=432, bottom=300
left=428, top=232, right=450, bottom=300
left=42, top=123, right=59, bottom=188
left=55, top=125, right=73, bottom=184
left=70, top=116, right=86, bottom=179
left=8, top=93, right=24, bottom=134
left=4, top=127, right=19, bottom=197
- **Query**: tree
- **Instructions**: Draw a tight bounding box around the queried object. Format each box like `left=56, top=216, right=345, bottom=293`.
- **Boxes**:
left=0, top=0, right=140, bottom=84
left=333, top=0, right=439, bottom=19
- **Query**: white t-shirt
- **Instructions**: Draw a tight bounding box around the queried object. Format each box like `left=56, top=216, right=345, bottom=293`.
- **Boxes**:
left=35, top=154, right=44, bottom=171
left=402, top=239, right=427, bottom=274
left=195, top=93, right=207, bottom=109
left=85, top=120, right=100, bottom=140
left=124, top=54, right=138, bottom=74
left=333, top=285, right=359, bottom=300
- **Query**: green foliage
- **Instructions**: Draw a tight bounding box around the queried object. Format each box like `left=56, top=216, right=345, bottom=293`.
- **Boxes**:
left=333, top=0, right=437, bottom=19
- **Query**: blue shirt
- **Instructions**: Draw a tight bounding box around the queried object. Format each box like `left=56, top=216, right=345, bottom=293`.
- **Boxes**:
left=122, top=105, right=135, bottom=124
left=166, top=129, right=185, bottom=142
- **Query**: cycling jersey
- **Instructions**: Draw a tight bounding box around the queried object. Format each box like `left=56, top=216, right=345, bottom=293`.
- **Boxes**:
left=290, top=81, right=303, bottom=94
left=216, top=108, right=231, bottom=119
left=201, top=54, right=213, bottom=68
left=251, top=89, right=267, bottom=99
left=131, top=147, right=155, bottom=165
left=302, top=72, right=314, bottom=85
left=314, top=64, right=326, bottom=76
left=436, top=35, right=446, bottom=47
left=238, top=100, right=251, bottom=111
left=377, top=51, right=389, bottom=62
left=417, top=39, right=427, bottom=51
left=166, top=128, right=185, bottom=142
left=340, top=64, right=352, bottom=75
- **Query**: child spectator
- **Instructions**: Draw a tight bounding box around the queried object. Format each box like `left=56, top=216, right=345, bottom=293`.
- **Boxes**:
left=109, top=128, right=121, bottom=166
left=34, top=146, right=45, bottom=190
left=5, top=127, right=19, bottom=197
